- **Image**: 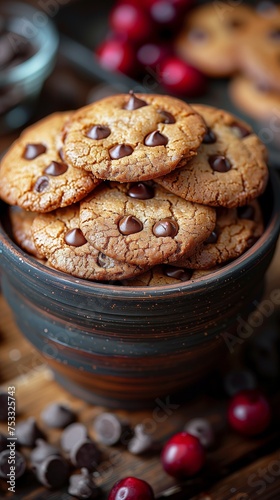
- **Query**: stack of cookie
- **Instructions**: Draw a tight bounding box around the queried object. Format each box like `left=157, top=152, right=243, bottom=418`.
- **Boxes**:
left=175, top=1, right=280, bottom=124
left=0, top=92, right=268, bottom=286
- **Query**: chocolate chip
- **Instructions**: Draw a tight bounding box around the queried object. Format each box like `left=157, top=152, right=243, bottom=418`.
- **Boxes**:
left=61, top=422, right=88, bottom=453
left=87, top=125, right=111, bottom=140
left=128, top=183, right=154, bottom=199
left=16, top=417, right=45, bottom=447
left=204, top=230, right=218, bottom=244
left=144, top=130, right=168, bottom=146
left=23, top=143, right=46, bottom=160
left=36, top=455, right=69, bottom=489
left=118, top=215, right=143, bottom=235
left=109, top=144, right=133, bottom=159
left=124, top=91, right=147, bottom=110
left=237, top=205, right=255, bottom=220
left=64, top=228, right=87, bottom=247
left=209, top=155, right=231, bottom=172
left=41, top=403, right=76, bottom=429
left=164, top=265, right=193, bottom=281
left=152, top=219, right=178, bottom=237
left=70, top=440, right=101, bottom=471
left=34, top=176, right=49, bottom=193
left=203, top=127, right=216, bottom=144
left=231, top=122, right=251, bottom=138
left=0, top=393, right=8, bottom=422
left=93, top=412, right=132, bottom=446
left=184, top=418, right=215, bottom=449
left=68, top=468, right=100, bottom=499
left=157, top=109, right=176, bottom=124
left=127, top=424, right=154, bottom=455
left=0, top=450, right=26, bottom=480
left=44, top=161, right=68, bottom=176
left=30, top=439, right=61, bottom=466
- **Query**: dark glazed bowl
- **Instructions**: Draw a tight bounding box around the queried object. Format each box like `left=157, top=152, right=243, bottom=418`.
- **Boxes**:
left=0, top=171, right=279, bottom=409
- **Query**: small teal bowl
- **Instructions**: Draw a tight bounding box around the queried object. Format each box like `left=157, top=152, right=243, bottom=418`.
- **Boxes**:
left=0, top=1, right=59, bottom=133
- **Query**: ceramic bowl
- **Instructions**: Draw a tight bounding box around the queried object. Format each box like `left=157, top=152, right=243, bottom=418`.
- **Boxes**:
left=0, top=171, right=279, bottom=409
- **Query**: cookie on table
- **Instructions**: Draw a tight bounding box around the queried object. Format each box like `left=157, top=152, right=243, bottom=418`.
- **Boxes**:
left=62, top=92, right=207, bottom=182
left=32, top=206, right=148, bottom=281
left=121, top=265, right=218, bottom=287
left=9, top=207, right=43, bottom=259
left=229, top=75, right=280, bottom=123
left=238, top=3, right=280, bottom=93
left=0, top=112, right=100, bottom=213
left=175, top=2, right=256, bottom=77
left=173, top=200, right=264, bottom=270
left=79, top=182, right=216, bottom=268
left=156, top=104, right=268, bottom=208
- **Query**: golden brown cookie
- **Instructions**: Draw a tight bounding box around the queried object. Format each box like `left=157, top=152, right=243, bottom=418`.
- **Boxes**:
left=9, top=207, right=43, bottom=258
left=62, top=93, right=207, bottom=182
left=156, top=104, right=268, bottom=208
left=79, top=182, right=216, bottom=267
left=172, top=200, right=264, bottom=269
left=31, top=205, right=148, bottom=281
left=121, top=265, right=218, bottom=287
left=0, top=113, right=99, bottom=212
left=175, top=2, right=257, bottom=77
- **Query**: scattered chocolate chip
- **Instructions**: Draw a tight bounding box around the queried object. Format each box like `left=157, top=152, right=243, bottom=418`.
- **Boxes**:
left=0, top=450, right=26, bottom=480
left=164, top=265, right=193, bottom=282
left=231, top=122, right=251, bottom=138
left=68, top=468, right=100, bottom=499
left=0, top=393, right=8, bottom=421
left=152, top=219, right=178, bottom=237
left=184, top=418, right=215, bottom=449
left=70, top=439, right=101, bottom=471
left=16, top=417, right=45, bottom=447
left=109, top=144, right=133, bottom=159
left=237, top=205, right=255, bottom=220
left=127, top=424, right=155, bottom=455
left=41, top=403, right=76, bottom=429
left=34, top=176, right=49, bottom=193
left=64, top=228, right=87, bottom=247
left=93, top=412, right=132, bottom=446
left=124, top=91, right=147, bottom=110
left=30, top=439, right=61, bottom=466
left=118, top=215, right=143, bottom=235
left=209, top=155, right=231, bottom=172
left=23, top=143, right=46, bottom=160
left=157, top=109, right=176, bottom=124
left=36, top=455, right=69, bottom=489
left=61, top=422, right=88, bottom=453
left=128, top=183, right=154, bottom=199
left=44, top=161, right=68, bottom=176
left=87, top=125, right=111, bottom=140
left=144, top=130, right=168, bottom=146
left=204, top=230, right=218, bottom=245
left=202, top=127, right=217, bottom=144
left=0, top=434, right=8, bottom=453
left=224, top=369, right=257, bottom=397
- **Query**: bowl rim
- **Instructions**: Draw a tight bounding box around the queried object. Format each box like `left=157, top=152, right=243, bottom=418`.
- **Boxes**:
left=0, top=1, right=59, bottom=86
left=0, top=170, right=279, bottom=298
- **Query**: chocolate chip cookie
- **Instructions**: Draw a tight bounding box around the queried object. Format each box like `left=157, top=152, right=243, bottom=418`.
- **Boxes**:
left=173, top=200, right=264, bottom=269
left=32, top=205, right=148, bottom=281
left=121, top=265, right=218, bottom=287
left=62, top=93, right=207, bottom=182
left=9, top=207, right=43, bottom=258
left=156, top=104, right=268, bottom=208
left=79, top=182, right=216, bottom=267
left=0, top=113, right=99, bottom=212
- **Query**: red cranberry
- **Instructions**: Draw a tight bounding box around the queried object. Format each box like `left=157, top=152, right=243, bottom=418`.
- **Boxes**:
left=159, top=56, right=207, bottom=96
left=161, top=432, right=205, bottom=479
left=228, top=389, right=271, bottom=436
left=96, top=38, right=135, bottom=76
left=108, top=477, right=155, bottom=500
left=109, top=3, right=153, bottom=42
left=148, top=0, right=179, bottom=27
left=137, top=42, right=171, bottom=69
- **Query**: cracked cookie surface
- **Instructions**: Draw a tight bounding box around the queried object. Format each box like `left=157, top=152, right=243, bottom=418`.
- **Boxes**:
left=0, top=112, right=99, bottom=212
left=62, top=93, right=206, bottom=182
left=79, top=182, right=216, bottom=267
left=31, top=205, right=148, bottom=281
left=156, top=104, right=268, bottom=208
